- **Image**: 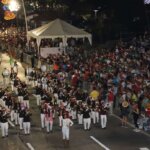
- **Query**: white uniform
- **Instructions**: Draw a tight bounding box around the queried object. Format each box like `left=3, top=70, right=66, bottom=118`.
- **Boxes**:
left=62, top=118, right=73, bottom=140
left=1, top=112, right=9, bottom=138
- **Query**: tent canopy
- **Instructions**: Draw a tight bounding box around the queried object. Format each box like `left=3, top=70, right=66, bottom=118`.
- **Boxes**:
left=27, top=18, right=92, bottom=46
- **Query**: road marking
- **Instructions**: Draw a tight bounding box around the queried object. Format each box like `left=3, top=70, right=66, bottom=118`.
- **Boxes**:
left=8, top=119, right=15, bottom=127
left=112, top=114, right=150, bottom=137
left=139, top=148, right=150, bottom=150
left=26, top=143, right=35, bottom=150
left=90, top=136, right=110, bottom=150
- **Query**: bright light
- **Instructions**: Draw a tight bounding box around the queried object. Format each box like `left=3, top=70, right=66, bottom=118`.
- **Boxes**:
left=8, top=0, right=20, bottom=11
left=145, top=0, right=150, bottom=4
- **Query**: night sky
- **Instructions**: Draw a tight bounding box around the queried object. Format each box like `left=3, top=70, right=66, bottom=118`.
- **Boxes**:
left=0, top=0, right=148, bottom=33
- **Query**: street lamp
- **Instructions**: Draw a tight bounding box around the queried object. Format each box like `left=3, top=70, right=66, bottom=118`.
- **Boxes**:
left=9, top=0, right=28, bottom=34
left=93, top=9, right=99, bottom=18
left=21, top=0, right=28, bottom=34
left=8, top=0, right=20, bottom=12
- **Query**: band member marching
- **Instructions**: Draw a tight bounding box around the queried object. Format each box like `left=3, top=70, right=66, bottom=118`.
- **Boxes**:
left=45, top=104, right=54, bottom=133
left=62, top=112, right=73, bottom=147
left=100, top=101, right=109, bottom=129
left=0, top=107, right=10, bottom=138
left=23, top=108, right=32, bottom=135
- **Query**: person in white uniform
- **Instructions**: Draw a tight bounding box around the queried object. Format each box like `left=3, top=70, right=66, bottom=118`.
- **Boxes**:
left=0, top=108, right=9, bottom=138
left=62, top=112, right=73, bottom=147
left=23, top=109, right=32, bottom=135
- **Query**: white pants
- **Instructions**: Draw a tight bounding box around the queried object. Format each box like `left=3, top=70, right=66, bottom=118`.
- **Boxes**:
left=100, top=115, right=107, bottom=128
left=36, top=95, right=41, bottom=106
left=25, top=76, right=29, bottom=85
left=46, top=120, right=53, bottom=132
left=19, top=117, right=23, bottom=130
left=42, top=84, right=47, bottom=91
left=40, top=114, right=45, bottom=128
left=14, top=87, right=18, bottom=95
left=23, top=100, right=29, bottom=109
left=10, top=110, right=15, bottom=121
left=62, top=127, right=69, bottom=140
left=0, top=99, right=5, bottom=107
left=18, top=96, right=23, bottom=103
left=11, top=81, right=14, bottom=91
left=77, top=114, right=83, bottom=124
left=23, top=122, right=31, bottom=134
left=3, top=77, right=9, bottom=87
left=91, top=111, right=96, bottom=124
left=71, top=110, right=77, bottom=120
left=92, top=111, right=99, bottom=124
left=95, top=112, right=99, bottom=123
left=14, top=112, right=19, bottom=125
left=83, top=118, right=91, bottom=130
left=1, top=122, right=8, bottom=137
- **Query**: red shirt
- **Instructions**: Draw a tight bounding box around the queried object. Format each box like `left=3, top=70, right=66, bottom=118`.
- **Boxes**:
left=108, top=91, right=114, bottom=102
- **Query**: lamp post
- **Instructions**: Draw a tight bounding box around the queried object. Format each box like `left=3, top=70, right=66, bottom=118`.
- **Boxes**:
left=21, top=0, right=28, bottom=34
left=8, top=0, right=20, bottom=33
left=93, top=9, right=99, bottom=19
left=9, top=0, right=28, bottom=33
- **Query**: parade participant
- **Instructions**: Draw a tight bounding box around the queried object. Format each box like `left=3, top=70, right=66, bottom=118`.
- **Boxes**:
left=100, top=102, right=108, bottom=129
left=77, top=103, right=83, bottom=124
left=45, top=104, right=54, bottom=133
left=10, top=69, right=17, bottom=92
left=13, top=77, right=20, bottom=95
left=19, top=106, right=26, bottom=130
left=83, top=105, right=91, bottom=130
left=13, top=61, right=18, bottom=74
left=18, top=87, right=24, bottom=103
left=2, top=68, right=10, bottom=87
left=40, top=103, right=46, bottom=129
left=23, top=90, right=30, bottom=109
left=58, top=105, right=64, bottom=127
left=23, top=108, right=32, bottom=135
left=62, top=112, right=73, bottom=147
left=0, top=108, right=9, bottom=138
left=91, top=104, right=100, bottom=124
left=12, top=99, right=19, bottom=125
left=35, top=85, right=42, bottom=106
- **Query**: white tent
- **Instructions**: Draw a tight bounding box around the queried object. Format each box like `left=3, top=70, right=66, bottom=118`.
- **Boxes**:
left=27, top=18, right=92, bottom=49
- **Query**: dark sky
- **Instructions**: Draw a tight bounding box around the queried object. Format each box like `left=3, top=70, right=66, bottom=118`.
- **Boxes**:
left=0, top=0, right=147, bottom=32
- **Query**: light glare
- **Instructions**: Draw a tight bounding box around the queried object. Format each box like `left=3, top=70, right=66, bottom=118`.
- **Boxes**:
left=8, top=0, right=20, bottom=11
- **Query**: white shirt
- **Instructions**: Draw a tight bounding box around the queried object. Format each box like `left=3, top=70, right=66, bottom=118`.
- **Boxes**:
left=62, top=118, right=73, bottom=128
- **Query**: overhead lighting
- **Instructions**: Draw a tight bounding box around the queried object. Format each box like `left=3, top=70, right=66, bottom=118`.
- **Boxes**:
left=144, top=0, right=150, bottom=4
left=8, top=0, right=20, bottom=12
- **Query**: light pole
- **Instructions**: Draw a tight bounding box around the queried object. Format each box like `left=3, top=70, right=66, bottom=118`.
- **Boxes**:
left=21, top=0, right=28, bottom=34
left=8, top=0, right=20, bottom=32
left=93, top=9, right=99, bottom=19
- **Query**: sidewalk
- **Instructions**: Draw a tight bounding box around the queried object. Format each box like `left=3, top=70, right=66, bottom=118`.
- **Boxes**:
left=0, top=52, right=26, bottom=87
